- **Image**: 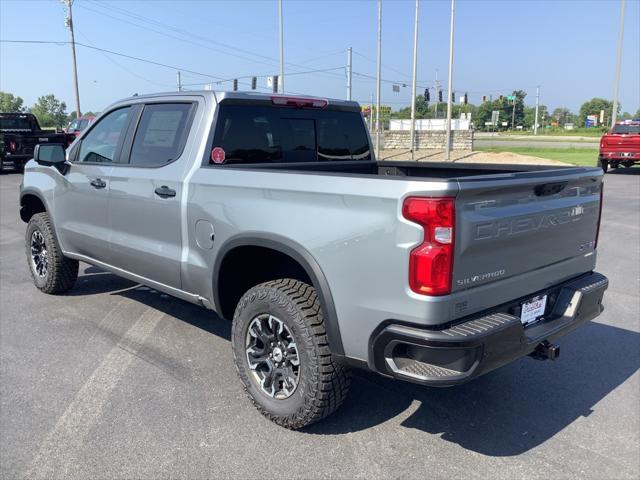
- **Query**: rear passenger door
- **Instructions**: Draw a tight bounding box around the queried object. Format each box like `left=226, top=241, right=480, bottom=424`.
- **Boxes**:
left=108, top=102, right=196, bottom=289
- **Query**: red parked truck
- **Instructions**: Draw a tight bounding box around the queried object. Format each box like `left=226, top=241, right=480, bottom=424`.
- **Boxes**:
left=65, top=114, right=96, bottom=137
left=598, top=120, right=640, bottom=172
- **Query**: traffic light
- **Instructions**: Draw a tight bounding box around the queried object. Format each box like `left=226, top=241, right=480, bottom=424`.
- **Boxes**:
left=272, top=75, right=279, bottom=93
left=233, top=79, right=238, bottom=91
left=482, top=95, right=487, bottom=102
left=451, top=91, right=455, bottom=103
left=251, top=77, right=257, bottom=90
left=463, top=93, right=468, bottom=105
left=424, top=88, right=430, bottom=101
left=499, top=95, right=504, bottom=102
left=438, top=89, right=443, bottom=102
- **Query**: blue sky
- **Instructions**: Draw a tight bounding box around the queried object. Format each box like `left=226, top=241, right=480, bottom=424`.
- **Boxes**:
left=1, top=0, right=638, bottom=115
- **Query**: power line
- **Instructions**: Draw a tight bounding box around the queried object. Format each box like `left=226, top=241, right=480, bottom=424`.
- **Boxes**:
left=81, top=0, right=346, bottom=82
left=75, top=29, right=173, bottom=88
left=1, top=39, right=226, bottom=81
left=181, top=67, right=345, bottom=87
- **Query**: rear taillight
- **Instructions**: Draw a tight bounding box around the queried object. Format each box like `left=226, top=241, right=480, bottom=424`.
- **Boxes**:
left=8, top=141, right=17, bottom=152
left=595, top=182, right=604, bottom=248
left=402, top=197, right=455, bottom=296
left=270, top=96, right=328, bottom=109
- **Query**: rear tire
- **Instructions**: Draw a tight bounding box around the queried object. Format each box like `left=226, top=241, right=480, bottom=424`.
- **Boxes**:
left=598, top=157, right=608, bottom=173
left=232, top=279, right=351, bottom=429
left=25, top=213, right=78, bottom=294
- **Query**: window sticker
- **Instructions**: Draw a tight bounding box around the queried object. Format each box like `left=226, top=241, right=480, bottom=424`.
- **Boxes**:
left=211, top=146, right=226, bottom=164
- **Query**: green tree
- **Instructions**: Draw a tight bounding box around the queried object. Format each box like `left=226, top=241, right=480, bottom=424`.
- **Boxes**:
left=523, top=105, right=548, bottom=129
left=578, top=98, right=618, bottom=127
left=391, top=96, right=478, bottom=122
left=0, top=92, right=25, bottom=112
left=67, top=110, right=95, bottom=123
left=472, top=90, right=527, bottom=131
left=30, top=94, right=68, bottom=128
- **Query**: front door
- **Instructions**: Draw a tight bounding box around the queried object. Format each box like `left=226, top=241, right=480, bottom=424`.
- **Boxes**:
left=54, top=107, right=132, bottom=264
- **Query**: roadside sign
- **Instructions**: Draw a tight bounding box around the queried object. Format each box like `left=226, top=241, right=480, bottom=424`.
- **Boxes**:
left=491, top=110, right=500, bottom=124
left=507, top=95, right=515, bottom=101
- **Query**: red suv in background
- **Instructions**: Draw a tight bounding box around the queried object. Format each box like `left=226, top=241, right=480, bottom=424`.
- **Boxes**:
left=598, top=120, right=640, bottom=172
left=65, top=114, right=96, bottom=137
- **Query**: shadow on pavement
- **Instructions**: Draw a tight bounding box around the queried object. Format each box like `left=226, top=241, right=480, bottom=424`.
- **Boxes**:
left=606, top=167, right=640, bottom=175
left=72, top=267, right=638, bottom=456
left=71, top=266, right=230, bottom=340
left=306, top=321, right=639, bottom=456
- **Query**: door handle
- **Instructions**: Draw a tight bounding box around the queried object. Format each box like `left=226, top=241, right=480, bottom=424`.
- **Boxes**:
left=154, top=185, right=176, bottom=198
left=90, top=178, right=106, bottom=189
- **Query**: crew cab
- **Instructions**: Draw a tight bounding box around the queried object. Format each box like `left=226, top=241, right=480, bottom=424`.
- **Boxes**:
left=19, top=91, right=608, bottom=429
left=0, top=113, right=72, bottom=173
left=598, top=119, right=640, bottom=172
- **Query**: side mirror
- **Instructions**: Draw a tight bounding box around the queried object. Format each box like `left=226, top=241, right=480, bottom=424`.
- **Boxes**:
left=34, top=143, right=69, bottom=174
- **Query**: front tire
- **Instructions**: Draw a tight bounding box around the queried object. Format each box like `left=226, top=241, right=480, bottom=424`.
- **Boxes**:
left=232, top=279, right=351, bottom=429
left=25, top=213, right=78, bottom=294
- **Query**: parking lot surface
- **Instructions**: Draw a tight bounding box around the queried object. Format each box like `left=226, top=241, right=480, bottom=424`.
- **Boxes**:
left=1, top=169, right=638, bottom=479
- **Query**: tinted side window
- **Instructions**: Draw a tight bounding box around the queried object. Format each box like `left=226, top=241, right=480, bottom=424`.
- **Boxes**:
left=210, top=104, right=371, bottom=165
left=77, top=107, right=131, bottom=163
left=214, top=105, right=281, bottom=164
left=129, top=103, right=193, bottom=167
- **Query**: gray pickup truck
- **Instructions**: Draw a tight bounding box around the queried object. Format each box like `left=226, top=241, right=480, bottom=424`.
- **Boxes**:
left=20, top=91, right=608, bottom=429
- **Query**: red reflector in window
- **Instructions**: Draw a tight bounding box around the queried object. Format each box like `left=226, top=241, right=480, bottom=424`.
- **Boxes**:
left=402, top=197, right=455, bottom=296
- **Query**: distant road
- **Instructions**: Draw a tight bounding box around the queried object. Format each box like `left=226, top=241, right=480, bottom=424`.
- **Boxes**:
left=474, top=133, right=600, bottom=149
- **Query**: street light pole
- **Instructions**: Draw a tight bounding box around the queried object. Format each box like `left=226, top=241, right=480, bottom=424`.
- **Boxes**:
left=62, top=0, right=81, bottom=118
left=347, top=47, right=353, bottom=101
left=278, top=0, right=285, bottom=93
left=534, top=85, right=540, bottom=135
left=611, top=0, right=625, bottom=127
left=375, top=0, right=382, bottom=158
left=445, top=0, right=455, bottom=161
left=409, top=0, right=419, bottom=161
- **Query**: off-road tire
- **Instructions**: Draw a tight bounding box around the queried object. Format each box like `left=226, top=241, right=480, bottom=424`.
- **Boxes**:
left=597, top=157, right=608, bottom=173
left=25, top=213, right=78, bottom=294
left=232, top=279, right=351, bottom=429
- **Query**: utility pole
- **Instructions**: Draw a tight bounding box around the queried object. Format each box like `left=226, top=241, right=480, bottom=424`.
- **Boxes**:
left=434, top=70, right=439, bottom=118
left=346, top=47, right=353, bottom=101
left=62, top=0, right=81, bottom=118
left=409, top=0, right=419, bottom=161
left=278, top=0, right=285, bottom=94
left=511, top=97, right=516, bottom=130
left=445, top=0, right=455, bottom=161
left=370, top=92, right=374, bottom=130
left=375, top=0, right=382, bottom=158
left=611, top=0, right=625, bottom=127
left=177, top=71, right=182, bottom=91
left=534, top=85, right=540, bottom=135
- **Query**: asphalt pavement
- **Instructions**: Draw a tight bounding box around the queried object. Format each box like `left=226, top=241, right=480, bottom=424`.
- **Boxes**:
left=1, top=168, right=638, bottom=479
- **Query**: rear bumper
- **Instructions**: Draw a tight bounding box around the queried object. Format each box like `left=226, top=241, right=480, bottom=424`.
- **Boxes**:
left=599, top=151, right=640, bottom=161
left=369, top=271, right=608, bottom=386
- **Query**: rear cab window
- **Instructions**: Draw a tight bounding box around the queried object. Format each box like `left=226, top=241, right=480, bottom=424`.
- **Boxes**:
left=208, top=102, right=371, bottom=166
left=611, top=124, right=640, bottom=135
left=128, top=103, right=194, bottom=167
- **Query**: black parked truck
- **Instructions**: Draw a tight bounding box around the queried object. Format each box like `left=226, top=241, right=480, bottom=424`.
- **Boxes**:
left=0, top=113, right=72, bottom=173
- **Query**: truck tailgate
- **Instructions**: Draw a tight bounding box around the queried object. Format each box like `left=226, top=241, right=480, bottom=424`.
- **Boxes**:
left=452, top=167, right=602, bottom=292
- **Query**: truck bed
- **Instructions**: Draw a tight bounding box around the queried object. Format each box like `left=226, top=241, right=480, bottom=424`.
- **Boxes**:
left=216, top=158, right=584, bottom=180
